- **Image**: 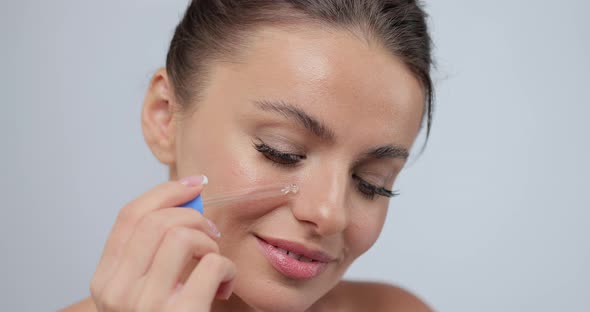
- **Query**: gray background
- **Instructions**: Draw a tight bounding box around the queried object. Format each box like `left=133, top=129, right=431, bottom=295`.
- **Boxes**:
left=1, top=0, right=589, bottom=311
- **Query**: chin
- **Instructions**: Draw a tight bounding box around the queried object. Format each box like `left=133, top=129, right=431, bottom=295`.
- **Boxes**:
left=236, top=287, right=316, bottom=312
left=231, top=272, right=327, bottom=312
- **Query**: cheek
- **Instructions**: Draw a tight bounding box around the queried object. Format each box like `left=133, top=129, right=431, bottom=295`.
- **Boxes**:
left=178, top=125, right=259, bottom=191
left=346, top=209, right=387, bottom=258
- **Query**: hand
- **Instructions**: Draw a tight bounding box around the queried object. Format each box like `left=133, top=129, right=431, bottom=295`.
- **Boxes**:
left=89, top=176, right=236, bottom=311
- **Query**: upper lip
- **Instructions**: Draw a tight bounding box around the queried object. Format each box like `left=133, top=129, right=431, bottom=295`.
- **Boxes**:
left=256, top=235, right=337, bottom=263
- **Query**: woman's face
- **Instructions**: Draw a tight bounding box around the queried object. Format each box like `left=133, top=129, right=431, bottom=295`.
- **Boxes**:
left=159, top=26, right=423, bottom=311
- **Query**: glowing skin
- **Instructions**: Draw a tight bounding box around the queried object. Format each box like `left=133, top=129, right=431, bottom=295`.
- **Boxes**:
left=146, top=25, right=425, bottom=311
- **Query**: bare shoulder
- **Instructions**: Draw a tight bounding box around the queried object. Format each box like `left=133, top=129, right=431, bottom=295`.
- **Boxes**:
left=59, top=297, right=96, bottom=312
left=312, top=280, right=433, bottom=312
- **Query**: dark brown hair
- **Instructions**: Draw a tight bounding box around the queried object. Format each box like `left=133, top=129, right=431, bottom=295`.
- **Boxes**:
left=166, top=0, right=434, bottom=141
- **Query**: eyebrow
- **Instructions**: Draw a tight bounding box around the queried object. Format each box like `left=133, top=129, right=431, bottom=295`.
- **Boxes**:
left=365, top=145, right=409, bottom=160
left=254, top=100, right=336, bottom=141
left=253, top=99, right=409, bottom=160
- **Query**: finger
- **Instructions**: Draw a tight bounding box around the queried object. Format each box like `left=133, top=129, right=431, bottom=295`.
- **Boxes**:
left=215, top=279, right=236, bottom=300
left=173, top=253, right=237, bottom=310
left=136, top=228, right=219, bottom=309
left=91, top=176, right=206, bottom=296
left=105, top=208, right=219, bottom=297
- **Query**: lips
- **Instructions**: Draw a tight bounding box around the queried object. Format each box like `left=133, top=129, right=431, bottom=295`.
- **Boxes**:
left=255, top=235, right=335, bottom=280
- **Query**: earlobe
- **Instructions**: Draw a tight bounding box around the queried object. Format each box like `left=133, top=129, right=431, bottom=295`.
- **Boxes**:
left=141, top=68, right=178, bottom=165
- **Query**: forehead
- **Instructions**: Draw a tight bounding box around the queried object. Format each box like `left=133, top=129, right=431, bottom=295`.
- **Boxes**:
left=207, top=25, right=425, bottom=146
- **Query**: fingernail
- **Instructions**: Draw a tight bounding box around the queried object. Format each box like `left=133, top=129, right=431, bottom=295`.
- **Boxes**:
left=179, top=175, right=208, bottom=187
left=206, top=219, right=221, bottom=238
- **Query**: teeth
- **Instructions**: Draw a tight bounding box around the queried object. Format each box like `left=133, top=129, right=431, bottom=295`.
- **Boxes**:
left=274, top=245, right=315, bottom=262
left=277, top=247, right=288, bottom=254
left=286, top=251, right=301, bottom=260
left=300, top=256, right=313, bottom=262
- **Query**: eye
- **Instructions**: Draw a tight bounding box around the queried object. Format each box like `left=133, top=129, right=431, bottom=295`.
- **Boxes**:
left=352, top=174, right=399, bottom=200
left=253, top=140, right=306, bottom=167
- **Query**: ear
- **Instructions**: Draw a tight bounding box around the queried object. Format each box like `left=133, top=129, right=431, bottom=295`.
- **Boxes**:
left=141, top=68, right=179, bottom=166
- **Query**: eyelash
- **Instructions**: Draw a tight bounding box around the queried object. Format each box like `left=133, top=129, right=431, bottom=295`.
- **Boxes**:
left=352, top=174, right=399, bottom=200
left=253, top=142, right=306, bottom=167
left=253, top=141, right=399, bottom=200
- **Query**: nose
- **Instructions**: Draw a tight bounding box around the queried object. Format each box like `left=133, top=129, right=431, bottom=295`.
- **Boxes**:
left=292, top=165, right=349, bottom=236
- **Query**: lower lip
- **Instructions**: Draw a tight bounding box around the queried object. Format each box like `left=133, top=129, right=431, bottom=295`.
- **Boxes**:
left=255, top=236, right=328, bottom=280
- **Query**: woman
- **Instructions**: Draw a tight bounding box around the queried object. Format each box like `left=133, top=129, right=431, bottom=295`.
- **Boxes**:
left=64, top=0, right=434, bottom=311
